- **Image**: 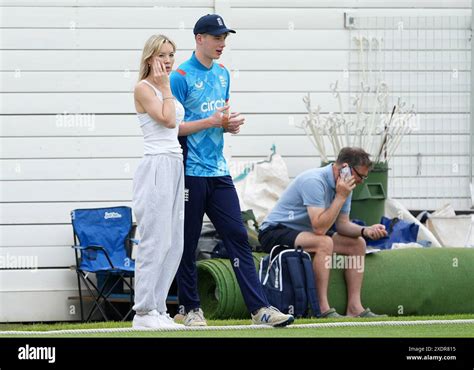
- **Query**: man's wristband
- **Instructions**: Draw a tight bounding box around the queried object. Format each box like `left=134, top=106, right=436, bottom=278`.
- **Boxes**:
left=361, top=227, right=366, bottom=237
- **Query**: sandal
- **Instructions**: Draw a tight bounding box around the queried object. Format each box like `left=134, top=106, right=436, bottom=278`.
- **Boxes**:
left=319, top=308, right=344, bottom=318
left=356, top=308, right=388, bottom=318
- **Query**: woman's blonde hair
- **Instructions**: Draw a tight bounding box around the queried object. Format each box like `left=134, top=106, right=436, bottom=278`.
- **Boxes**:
left=138, top=34, right=177, bottom=81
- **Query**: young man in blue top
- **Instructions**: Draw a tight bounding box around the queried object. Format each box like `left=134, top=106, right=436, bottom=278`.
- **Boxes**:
left=170, top=14, right=294, bottom=327
left=259, top=147, right=388, bottom=318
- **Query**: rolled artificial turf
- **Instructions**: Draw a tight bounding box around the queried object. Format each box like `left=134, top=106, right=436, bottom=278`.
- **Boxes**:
left=197, top=248, right=474, bottom=319
left=329, top=247, right=474, bottom=316
left=197, top=253, right=264, bottom=319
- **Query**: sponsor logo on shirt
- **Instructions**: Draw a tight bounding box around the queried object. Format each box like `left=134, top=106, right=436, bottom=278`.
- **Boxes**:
left=194, top=80, right=204, bottom=89
left=201, top=98, right=226, bottom=112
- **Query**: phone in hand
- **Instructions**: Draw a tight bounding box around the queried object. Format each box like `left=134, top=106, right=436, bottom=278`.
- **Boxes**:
left=340, top=166, right=351, bottom=181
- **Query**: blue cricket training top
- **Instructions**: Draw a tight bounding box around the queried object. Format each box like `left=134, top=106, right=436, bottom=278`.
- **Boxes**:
left=170, top=52, right=231, bottom=177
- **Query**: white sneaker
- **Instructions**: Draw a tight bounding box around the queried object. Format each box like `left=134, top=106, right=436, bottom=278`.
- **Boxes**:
left=132, top=312, right=162, bottom=330
left=157, top=312, right=185, bottom=328
left=183, top=308, right=207, bottom=327
left=251, top=306, right=294, bottom=327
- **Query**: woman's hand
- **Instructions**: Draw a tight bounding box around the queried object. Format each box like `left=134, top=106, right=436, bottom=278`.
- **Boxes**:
left=150, top=57, right=170, bottom=92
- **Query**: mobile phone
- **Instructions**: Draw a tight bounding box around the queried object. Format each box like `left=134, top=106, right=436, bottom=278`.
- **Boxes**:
left=340, top=166, right=351, bottom=180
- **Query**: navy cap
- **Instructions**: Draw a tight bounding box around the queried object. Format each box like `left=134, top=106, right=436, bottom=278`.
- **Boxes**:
left=193, top=14, right=236, bottom=35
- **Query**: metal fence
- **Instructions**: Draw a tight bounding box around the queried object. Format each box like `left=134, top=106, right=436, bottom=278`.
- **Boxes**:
left=347, top=14, right=471, bottom=211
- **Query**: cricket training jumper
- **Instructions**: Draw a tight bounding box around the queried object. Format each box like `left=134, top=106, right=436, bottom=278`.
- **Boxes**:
left=170, top=53, right=269, bottom=313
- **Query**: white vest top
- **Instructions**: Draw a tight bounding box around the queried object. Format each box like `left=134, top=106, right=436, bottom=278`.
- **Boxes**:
left=136, top=80, right=184, bottom=155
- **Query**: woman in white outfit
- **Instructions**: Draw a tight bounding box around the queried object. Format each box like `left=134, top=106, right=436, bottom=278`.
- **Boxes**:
left=132, top=35, right=185, bottom=329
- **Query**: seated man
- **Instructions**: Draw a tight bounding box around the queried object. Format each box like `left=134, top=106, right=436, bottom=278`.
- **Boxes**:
left=258, top=147, right=388, bottom=318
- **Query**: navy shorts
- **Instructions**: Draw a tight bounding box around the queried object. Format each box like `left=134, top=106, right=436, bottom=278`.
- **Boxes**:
left=258, top=224, right=336, bottom=253
left=258, top=224, right=301, bottom=254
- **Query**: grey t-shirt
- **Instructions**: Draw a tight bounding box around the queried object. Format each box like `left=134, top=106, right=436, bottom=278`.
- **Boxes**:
left=261, top=164, right=352, bottom=232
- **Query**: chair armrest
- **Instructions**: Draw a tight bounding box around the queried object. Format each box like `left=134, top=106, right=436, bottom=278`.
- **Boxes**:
left=72, top=244, right=104, bottom=251
left=72, top=244, right=115, bottom=269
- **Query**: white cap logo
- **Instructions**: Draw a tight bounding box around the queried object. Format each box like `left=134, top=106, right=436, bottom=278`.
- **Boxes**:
left=217, top=17, right=223, bottom=26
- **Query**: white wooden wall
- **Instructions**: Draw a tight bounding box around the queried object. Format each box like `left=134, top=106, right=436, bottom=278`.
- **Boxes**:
left=0, top=0, right=471, bottom=322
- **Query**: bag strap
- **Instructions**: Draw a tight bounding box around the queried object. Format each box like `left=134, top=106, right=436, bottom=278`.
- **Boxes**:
left=285, top=255, right=307, bottom=317
left=262, top=245, right=288, bottom=285
left=301, top=253, right=321, bottom=317
left=268, top=244, right=291, bottom=262
left=388, top=217, right=400, bottom=233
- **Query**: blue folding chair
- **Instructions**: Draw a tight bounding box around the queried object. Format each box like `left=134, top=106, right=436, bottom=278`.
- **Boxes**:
left=71, top=206, right=137, bottom=322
